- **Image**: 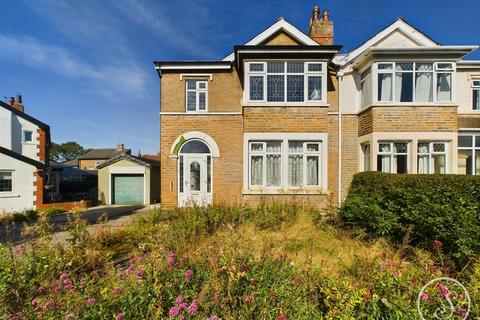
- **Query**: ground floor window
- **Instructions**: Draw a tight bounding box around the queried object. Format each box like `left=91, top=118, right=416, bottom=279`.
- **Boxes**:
left=417, top=142, right=447, bottom=174
left=361, top=144, right=371, bottom=171
left=248, top=138, right=324, bottom=189
left=377, top=142, right=408, bottom=173
left=0, top=171, right=13, bottom=192
left=458, top=134, right=480, bottom=175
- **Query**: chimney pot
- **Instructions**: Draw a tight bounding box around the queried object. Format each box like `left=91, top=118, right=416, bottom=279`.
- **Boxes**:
left=16, top=95, right=22, bottom=104
left=116, top=144, right=125, bottom=151
left=308, top=5, right=334, bottom=45
left=8, top=97, right=14, bottom=106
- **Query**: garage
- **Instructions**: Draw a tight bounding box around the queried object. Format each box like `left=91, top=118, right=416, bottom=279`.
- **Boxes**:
left=112, top=174, right=144, bottom=204
left=96, top=154, right=160, bottom=206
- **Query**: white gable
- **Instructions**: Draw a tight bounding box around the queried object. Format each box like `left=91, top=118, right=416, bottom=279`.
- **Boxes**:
left=334, top=18, right=438, bottom=66
left=223, top=18, right=318, bottom=62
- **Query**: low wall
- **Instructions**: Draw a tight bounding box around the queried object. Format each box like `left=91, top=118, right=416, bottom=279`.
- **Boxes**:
left=37, top=200, right=93, bottom=212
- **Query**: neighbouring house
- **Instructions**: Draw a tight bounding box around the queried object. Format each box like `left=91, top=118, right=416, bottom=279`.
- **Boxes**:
left=155, top=6, right=480, bottom=208
left=97, top=154, right=160, bottom=205
left=63, top=159, right=79, bottom=168
left=0, top=96, right=50, bottom=212
left=78, top=144, right=131, bottom=170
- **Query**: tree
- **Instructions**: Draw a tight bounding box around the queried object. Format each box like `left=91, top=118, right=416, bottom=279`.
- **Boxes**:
left=50, top=141, right=86, bottom=162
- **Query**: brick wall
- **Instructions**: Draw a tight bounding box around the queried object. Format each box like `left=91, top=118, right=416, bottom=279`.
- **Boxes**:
left=79, top=159, right=105, bottom=170
left=458, top=115, right=480, bottom=128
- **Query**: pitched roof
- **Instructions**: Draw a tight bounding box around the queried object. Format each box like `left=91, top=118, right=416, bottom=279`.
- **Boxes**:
left=79, top=148, right=131, bottom=160
left=96, top=154, right=159, bottom=169
left=0, top=146, right=45, bottom=169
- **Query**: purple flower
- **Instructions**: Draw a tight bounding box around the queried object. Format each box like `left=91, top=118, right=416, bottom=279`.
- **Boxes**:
left=31, top=298, right=39, bottom=307
left=207, top=316, right=220, bottom=320
left=186, top=300, right=198, bottom=315
left=113, top=287, right=122, bottom=295
left=438, top=284, right=451, bottom=299
left=169, top=306, right=181, bottom=317
left=244, top=294, right=253, bottom=303
left=44, top=300, right=54, bottom=310
left=277, top=315, right=287, bottom=320
left=114, top=313, right=124, bottom=320
left=178, top=303, right=187, bottom=311
left=167, top=253, right=176, bottom=266
left=59, top=273, right=69, bottom=281
left=136, top=268, right=145, bottom=278
left=175, top=295, right=185, bottom=305
left=86, top=297, right=96, bottom=305
left=184, top=269, right=193, bottom=281
left=65, top=312, right=75, bottom=320
left=420, top=292, right=429, bottom=301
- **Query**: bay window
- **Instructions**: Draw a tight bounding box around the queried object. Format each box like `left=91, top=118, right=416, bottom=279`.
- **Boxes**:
left=185, top=80, right=208, bottom=112
left=417, top=142, right=447, bottom=174
left=246, top=61, right=326, bottom=103
left=373, top=61, right=454, bottom=103
left=360, top=68, right=372, bottom=107
left=377, top=142, right=409, bottom=173
left=458, top=134, right=480, bottom=175
left=473, top=80, right=480, bottom=111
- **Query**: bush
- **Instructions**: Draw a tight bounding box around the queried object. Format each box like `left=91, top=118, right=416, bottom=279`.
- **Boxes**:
left=340, top=172, right=480, bottom=266
left=42, top=207, right=67, bottom=217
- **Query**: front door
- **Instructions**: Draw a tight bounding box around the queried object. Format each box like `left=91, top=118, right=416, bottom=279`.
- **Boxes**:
left=181, top=155, right=208, bottom=206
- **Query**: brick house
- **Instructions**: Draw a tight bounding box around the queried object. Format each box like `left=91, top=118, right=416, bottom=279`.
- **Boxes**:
left=155, top=7, right=480, bottom=208
left=0, top=96, right=50, bottom=212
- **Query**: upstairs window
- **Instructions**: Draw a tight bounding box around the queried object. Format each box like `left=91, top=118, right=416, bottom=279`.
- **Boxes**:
left=473, top=80, right=480, bottom=111
left=246, top=61, right=326, bottom=104
left=374, top=62, right=454, bottom=103
left=23, top=130, right=33, bottom=143
left=360, top=67, right=372, bottom=107
left=185, top=80, right=208, bottom=112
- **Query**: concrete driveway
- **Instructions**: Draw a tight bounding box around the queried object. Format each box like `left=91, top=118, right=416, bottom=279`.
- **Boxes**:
left=0, top=205, right=152, bottom=244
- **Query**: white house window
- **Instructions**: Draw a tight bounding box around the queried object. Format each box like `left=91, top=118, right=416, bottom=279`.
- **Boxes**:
left=472, top=80, right=480, bottom=111
left=375, top=62, right=453, bottom=103
left=360, top=67, right=372, bottom=107
left=377, top=142, right=409, bottom=173
left=288, top=141, right=321, bottom=187
left=249, top=141, right=282, bottom=187
left=185, top=80, right=208, bottom=112
left=417, top=142, right=447, bottom=174
left=361, top=143, right=371, bottom=171
left=0, top=171, right=13, bottom=192
left=458, top=134, right=480, bottom=175
left=246, top=61, right=326, bottom=103
left=23, top=130, right=33, bottom=143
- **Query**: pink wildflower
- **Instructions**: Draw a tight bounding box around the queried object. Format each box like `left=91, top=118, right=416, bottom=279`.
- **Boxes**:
left=113, top=287, right=122, bottom=295
left=114, top=313, right=124, bottom=320
left=31, top=298, right=39, bottom=307
left=208, top=316, right=220, bottom=320
left=59, top=273, right=69, bottom=281
left=420, top=292, right=429, bottom=301
left=86, top=297, right=96, bottom=305
left=65, top=312, right=75, bottom=320
left=277, top=315, right=287, bottom=320
left=36, top=287, right=45, bottom=295
left=434, top=240, right=443, bottom=248
left=184, top=269, right=193, bottom=281
left=44, top=300, right=54, bottom=310
left=64, top=283, right=75, bottom=293
left=244, top=294, right=253, bottom=303
left=169, top=306, right=181, bottom=317
left=175, top=295, right=185, bottom=305
left=125, top=265, right=134, bottom=275
left=438, top=284, right=451, bottom=299
left=167, top=252, right=176, bottom=266
left=186, top=300, right=198, bottom=315
left=136, top=268, right=145, bottom=278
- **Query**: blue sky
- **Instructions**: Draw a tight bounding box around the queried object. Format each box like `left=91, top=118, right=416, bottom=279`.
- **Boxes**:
left=1, top=0, right=479, bottom=154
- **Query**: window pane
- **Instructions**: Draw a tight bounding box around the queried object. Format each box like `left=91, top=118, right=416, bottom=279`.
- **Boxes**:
left=190, top=161, right=201, bottom=191
left=249, top=63, right=264, bottom=72
left=395, top=155, right=408, bottom=173
left=415, top=72, right=433, bottom=102
left=306, top=156, right=319, bottom=186
left=180, top=140, right=210, bottom=154
left=379, top=143, right=391, bottom=153
left=433, top=155, right=446, bottom=174
left=187, top=81, right=196, bottom=90
left=207, top=156, right=211, bottom=193
left=288, top=141, right=303, bottom=152
left=250, top=143, right=264, bottom=152
left=378, top=73, right=393, bottom=101
left=198, top=92, right=206, bottom=110
left=395, top=72, right=413, bottom=102
left=266, top=154, right=281, bottom=186
left=288, top=155, right=303, bottom=187
left=476, top=152, right=480, bottom=175
left=0, top=172, right=13, bottom=192
left=361, top=75, right=372, bottom=107
left=416, top=63, right=433, bottom=71
left=306, top=143, right=319, bottom=152
left=418, top=142, right=429, bottom=153
left=308, top=63, right=322, bottom=72
left=437, top=63, right=453, bottom=70
left=476, top=137, right=480, bottom=148
left=187, top=92, right=196, bottom=111
left=198, top=82, right=207, bottom=89
left=308, top=76, right=322, bottom=101
left=377, top=155, right=391, bottom=173
left=250, top=76, right=264, bottom=101
left=378, top=63, right=393, bottom=70
left=267, top=75, right=284, bottom=102
left=267, top=62, right=284, bottom=73
left=179, top=156, right=184, bottom=193
left=458, top=150, right=473, bottom=175
left=396, top=63, right=413, bottom=71
left=287, top=62, right=304, bottom=73
left=473, top=89, right=480, bottom=111
left=418, top=155, right=429, bottom=174
left=458, top=136, right=473, bottom=148
left=432, top=143, right=445, bottom=153
left=287, top=75, right=304, bottom=102
left=394, top=143, right=407, bottom=154
left=251, top=156, right=263, bottom=185
left=24, top=131, right=33, bottom=142
left=437, top=73, right=452, bottom=101
left=266, top=141, right=281, bottom=152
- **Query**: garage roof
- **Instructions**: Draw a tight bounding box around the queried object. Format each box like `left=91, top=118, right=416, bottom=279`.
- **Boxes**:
left=96, top=154, right=159, bottom=169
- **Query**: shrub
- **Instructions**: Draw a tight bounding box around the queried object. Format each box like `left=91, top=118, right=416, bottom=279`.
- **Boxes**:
left=42, top=207, right=67, bottom=217
left=340, top=172, right=480, bottom=266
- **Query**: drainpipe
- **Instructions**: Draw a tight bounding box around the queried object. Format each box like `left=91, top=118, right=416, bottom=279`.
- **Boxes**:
left=337, top=70, right=344, bottom=206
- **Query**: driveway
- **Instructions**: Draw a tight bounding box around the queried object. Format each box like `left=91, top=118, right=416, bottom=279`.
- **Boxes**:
left=0, top=205, right=152, bottom=244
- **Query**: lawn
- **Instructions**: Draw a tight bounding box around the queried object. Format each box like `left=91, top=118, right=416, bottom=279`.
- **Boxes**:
left=1, top=204, right=478, bottom=319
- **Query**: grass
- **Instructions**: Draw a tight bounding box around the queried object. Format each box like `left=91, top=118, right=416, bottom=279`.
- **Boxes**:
left=0, top=204, right=478, bottom=319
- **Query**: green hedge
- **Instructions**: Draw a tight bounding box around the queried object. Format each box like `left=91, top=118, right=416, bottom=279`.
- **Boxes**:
left=340, top=172, right=480, bottom=266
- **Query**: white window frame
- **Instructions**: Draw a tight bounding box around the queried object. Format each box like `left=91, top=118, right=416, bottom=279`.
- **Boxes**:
left=472, top=79, right=480, bottom=111
left=458, top=133, right=480, bottom=175
left=22, top=129, right=34, bottom=143
left=361, top=143, right=371, bottom=172
left=372, top=61, right=455, bottom=104
left=185, top=80, right=208, bottom=113
left=360, top=67, right=372, bottom=108
left=0, top=170, right=14, bottom=194
left=377, top=141, right=410, bottom=173
left=248, top=141, right=282, bottom=188
left=417, top=141, right=448, bottom=174
left=287, top=141, right=322, bottom=188
left=244, top=60, right=327, bottom=105
left=244, top=133, right=328, bottom=192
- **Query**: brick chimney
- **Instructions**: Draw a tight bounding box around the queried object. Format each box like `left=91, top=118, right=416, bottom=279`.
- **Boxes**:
left=116, top=143, right=125, bottom=151
left=8, top=95, right=24, bottom=112
left=308, top=6, right=334, bottom=45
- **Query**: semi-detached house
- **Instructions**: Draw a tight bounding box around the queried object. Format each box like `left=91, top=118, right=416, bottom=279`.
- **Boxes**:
left=155, top=7, right=480, bottom=208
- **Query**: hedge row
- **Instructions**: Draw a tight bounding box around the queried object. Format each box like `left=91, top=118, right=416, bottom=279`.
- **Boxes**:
left=340, top=172, right=480, bottom=266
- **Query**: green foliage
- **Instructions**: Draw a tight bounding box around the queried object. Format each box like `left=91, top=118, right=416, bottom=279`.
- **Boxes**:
left=42, top=207, right=67, bottom=217
left=341, top=172, right=480, bottom=266
left=50, top=141, right=86, bottom=162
